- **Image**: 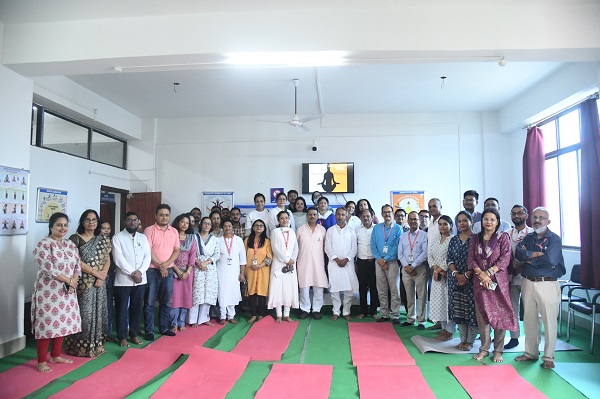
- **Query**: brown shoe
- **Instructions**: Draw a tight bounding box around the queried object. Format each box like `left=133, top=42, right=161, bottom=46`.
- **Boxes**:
left=331, top=314, right=340, bottom=321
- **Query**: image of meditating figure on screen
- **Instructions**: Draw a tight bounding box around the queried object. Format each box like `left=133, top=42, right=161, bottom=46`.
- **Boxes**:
left=320, top=164, right=339, bottom=193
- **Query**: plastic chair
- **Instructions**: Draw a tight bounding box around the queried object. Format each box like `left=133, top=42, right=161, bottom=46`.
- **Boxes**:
left=558, top=264, right=586, bottom=336
left=566, top=285, right=600, bottom=354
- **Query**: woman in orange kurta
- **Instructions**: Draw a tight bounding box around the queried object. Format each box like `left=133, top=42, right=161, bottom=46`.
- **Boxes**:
left=244, top=219, right=273, bottom=323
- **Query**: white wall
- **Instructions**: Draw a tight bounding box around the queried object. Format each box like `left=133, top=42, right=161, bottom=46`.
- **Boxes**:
left=24, top=147, right=131, bottom=300
left=0, top=23, right=33, bottom=355
left=153, top=111, right=517, bottom=222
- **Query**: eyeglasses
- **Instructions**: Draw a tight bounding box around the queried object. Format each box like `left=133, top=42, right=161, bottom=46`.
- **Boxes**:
left=84, top=218, right=98, bottom=224
left=463, top=198, right=476, bottom=203
left=510, top=212, right=526, bottom=217
left=532, top=216, right=548, bottom=221
left=125, top=218, right=139, bottom=223
left=202, top=222, right=212, bottom=226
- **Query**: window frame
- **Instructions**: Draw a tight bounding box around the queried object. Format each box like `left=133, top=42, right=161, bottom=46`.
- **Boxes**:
left=542, top=105, right=582, bottom=250
left=31, top=104, right=127, bottom=169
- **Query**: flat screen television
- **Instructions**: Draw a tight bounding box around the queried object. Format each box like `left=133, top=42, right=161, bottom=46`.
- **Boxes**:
left=302, top=162, right=355, bottom=194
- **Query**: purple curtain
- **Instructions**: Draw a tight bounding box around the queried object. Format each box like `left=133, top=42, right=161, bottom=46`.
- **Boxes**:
left=579, top=98, right=600, bottom=289
left=522, top=126, right=546, bottom=221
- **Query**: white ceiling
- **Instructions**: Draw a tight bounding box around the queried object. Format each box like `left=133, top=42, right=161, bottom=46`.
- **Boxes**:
left=0, top=0, right=592, bottom=121
left=66, top=62, right=564, bottom=119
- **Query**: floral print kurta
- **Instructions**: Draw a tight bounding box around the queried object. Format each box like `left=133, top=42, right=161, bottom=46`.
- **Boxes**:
left=32, top=237, right=82, bottom=339
left=428, top=235, right=451, bottom=323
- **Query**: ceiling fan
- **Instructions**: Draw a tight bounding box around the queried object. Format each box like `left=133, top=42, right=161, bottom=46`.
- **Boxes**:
left=258, top=78, right=317, bottom=130
left=289, top=78, right=317, bottom=130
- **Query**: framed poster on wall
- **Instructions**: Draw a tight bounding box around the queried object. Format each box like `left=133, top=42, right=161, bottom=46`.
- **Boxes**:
left=0, top=165, right=29, bottom=235
left=36, top=188, right=68, bottom=223
left=391, top=191, right=425, bottom=213
left=202, top=192, right=234, bottom=214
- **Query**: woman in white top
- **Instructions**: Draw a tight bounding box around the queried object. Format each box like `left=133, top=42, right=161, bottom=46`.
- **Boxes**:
left=345, top=201, right=362, bottom=230
left=189, top=217, right=220, bottom=327
left=428, top=215, right=455, bottom=341
left=245, top=193, right=271, bottom=237
left=216, top=220, right=246, bottom=324
left=268, top=211, right=299, bottom=323
left=268, top=192, right=295, bottom=232
left=292, top=196, right=308, bottom=230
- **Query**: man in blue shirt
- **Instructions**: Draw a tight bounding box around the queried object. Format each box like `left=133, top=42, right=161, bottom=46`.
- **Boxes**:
left=370, top=204, right=403, bottom=323
left=514, top=207, right=565, bottom=369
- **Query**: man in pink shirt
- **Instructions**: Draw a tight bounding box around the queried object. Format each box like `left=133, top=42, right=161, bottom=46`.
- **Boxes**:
left=143, top=204, right=180, bottom=340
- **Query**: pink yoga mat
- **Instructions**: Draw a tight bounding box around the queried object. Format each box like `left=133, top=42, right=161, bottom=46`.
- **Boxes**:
left=255, top=363, right=333, bottom=399
left=449, top=365, right=548, bottom=399
left=0, top=354, right=93, bottom=399
left=152, top=346, right=250, bottom=399
left=230, top=316, right=298, bottom=361
left=348, top=322, right=415, bottom=366
left=146, top=323, right=224, bottom=354
left=49, top=349, right=180, bottom=399
left=357, top=365, right=435, bottom=399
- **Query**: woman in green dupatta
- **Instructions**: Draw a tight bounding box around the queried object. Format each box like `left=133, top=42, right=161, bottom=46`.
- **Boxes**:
left=65, top=209, right=112, bottom=357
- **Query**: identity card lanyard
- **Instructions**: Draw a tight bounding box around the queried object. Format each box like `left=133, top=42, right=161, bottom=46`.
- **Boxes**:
left=382, top=224, right=392, bottom=254
left=224, top=237, right=233, bottom=265
left=408, top=230, right=420, bottom=263
left=535, top=237, right=548, bottom=252
left=282, top=230, right=290, bottom=250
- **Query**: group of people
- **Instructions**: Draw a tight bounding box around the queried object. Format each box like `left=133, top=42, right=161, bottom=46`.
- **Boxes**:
left=31, top=189, right=566, bottom=373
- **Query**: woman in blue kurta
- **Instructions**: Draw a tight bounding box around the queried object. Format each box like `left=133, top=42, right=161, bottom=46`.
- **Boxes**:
left=447, top=211, right=477, bottom=351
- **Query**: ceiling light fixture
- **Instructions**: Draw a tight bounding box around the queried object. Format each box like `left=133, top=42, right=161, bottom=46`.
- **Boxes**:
left=224, top=51, right=347, bottom=67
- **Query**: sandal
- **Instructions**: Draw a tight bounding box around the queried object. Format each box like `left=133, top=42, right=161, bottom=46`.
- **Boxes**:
left=130, top=337, right=143, bottom=345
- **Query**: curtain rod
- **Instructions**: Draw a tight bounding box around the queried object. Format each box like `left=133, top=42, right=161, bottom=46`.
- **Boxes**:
left=524, top=92, right=599, bottom=130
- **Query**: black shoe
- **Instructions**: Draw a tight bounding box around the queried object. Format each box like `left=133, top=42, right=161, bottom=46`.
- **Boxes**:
left=312, top=312, right=322, bottom=320
left=377, top=317, right=390, bottom=323
left=401, top=321, right=414, bottom=327
left=417, top=324, right=425, bottom=330
left=298, top=311, right=310, bottom=320
left=392, top=319, right=401, bottom=325
left=144, top=333, right=155, bottom=341
left=161, top=330, right=176, bottom=337
left=504, top=338, right=519, bottom=349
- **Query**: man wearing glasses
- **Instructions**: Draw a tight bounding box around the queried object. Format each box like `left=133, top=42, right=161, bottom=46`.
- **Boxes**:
left=457, top=190, right=481, bottom=226
left=515, top=207, right=565, bottom=369
left=111, top=212, right=151, bottom=347
left=504, top=205, right=535, bottom=349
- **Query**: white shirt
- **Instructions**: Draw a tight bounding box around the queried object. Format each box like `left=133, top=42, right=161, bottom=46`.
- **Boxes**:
left=245, top=209, right=270, bottom=237
left=268, top=207, right=295, bottom=232
left=356, top=223, right=374, bottom=259
left=508, top=225, right=534, bottom=285
left=111, top=229, right=152, bottom=286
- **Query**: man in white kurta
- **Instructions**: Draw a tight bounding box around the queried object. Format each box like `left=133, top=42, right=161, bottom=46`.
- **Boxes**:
left=325, top=207, right=358, bottom=320
left=296, top=207, right=328, bottom=320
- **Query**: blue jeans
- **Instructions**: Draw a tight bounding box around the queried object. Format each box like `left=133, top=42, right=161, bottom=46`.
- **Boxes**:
left=144, top=268, right=174, bottom=334
left=169, top=308, right=189, bottom=328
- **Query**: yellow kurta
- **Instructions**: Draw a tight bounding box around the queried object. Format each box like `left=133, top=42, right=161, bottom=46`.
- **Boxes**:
left=244, top=237, right=273, bottom=296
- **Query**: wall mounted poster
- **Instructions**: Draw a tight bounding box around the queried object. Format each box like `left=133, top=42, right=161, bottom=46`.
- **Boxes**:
left=1, top=165, right=29, bottom=235
left=36, top=188, right=68, bottom=223
left=202, top=192, right=234, bottom=214
left=270, top=188, right=284, bottom=203
left=391, top=191, right=425, bottom=213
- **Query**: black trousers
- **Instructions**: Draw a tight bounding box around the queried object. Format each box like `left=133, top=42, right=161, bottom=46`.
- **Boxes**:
left=114, top=284, right=145, bottom=341
left=248, top=294, right=268, bottom=317
left=357, top=258, right=380, bottom=315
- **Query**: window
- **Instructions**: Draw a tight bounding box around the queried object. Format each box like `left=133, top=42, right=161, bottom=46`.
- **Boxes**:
left=31, top=104, right=127, bottom=169
left=542, top=107, right=582, bottom=247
